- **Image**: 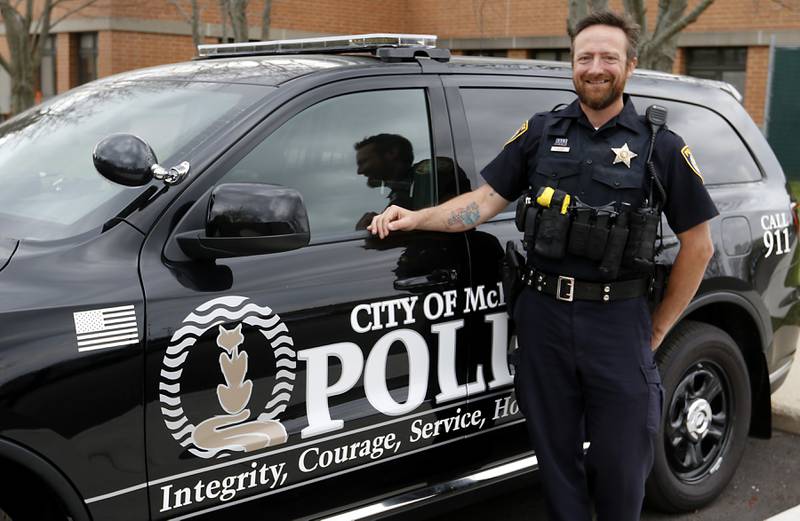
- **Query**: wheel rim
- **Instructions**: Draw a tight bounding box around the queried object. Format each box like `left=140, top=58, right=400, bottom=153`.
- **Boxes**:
left=664, top=360, right=733, bottom=483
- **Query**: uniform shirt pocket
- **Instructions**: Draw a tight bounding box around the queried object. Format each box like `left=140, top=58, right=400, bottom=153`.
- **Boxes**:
left=590, top=166, right=646, bottom=206
left=534, top=157, right=581, bottom=192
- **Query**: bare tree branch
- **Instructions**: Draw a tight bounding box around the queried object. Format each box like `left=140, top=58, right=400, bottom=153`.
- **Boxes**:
left=589, top=0, right=608, bottom=11
left=770, top=0, right=800, bottom=11
left=168, top=0, right=191, bottom=23
left=168, top=0, right=203, bottom=48
left=567, top=0, right=588, bottom=36
left=641, top=0, right=713, bottom=56
left=622, top=0, right=646, bottom=35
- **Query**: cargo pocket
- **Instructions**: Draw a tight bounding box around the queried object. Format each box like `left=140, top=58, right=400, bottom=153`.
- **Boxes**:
left=641, top=363, right=664, bottom=435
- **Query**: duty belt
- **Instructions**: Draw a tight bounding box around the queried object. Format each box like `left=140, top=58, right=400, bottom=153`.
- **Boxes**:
left=523, top=266, right=649, bottom=303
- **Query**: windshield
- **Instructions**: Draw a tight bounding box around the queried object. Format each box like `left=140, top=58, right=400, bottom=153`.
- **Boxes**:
left=0, top=80, right=270, bottom=241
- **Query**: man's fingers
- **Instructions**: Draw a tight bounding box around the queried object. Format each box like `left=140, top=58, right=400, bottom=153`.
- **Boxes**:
left=367, top=206, right=408, bottom=239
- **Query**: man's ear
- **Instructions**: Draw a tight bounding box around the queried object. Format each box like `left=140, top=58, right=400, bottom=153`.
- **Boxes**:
left=627, top=56, right=638, bottom=78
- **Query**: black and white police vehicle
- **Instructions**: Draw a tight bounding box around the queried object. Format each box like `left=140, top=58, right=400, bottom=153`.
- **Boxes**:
left=0, top=34, right=796, bottom=520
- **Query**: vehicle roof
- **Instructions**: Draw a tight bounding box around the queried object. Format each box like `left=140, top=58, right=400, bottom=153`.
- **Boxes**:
left=101, top=52, right=740, bottom=101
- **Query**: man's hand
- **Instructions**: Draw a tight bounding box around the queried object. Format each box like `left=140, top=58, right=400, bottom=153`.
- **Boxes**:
left=367, top=205, right=421, bottom=239
left=650, top=330, right=665, bottom=351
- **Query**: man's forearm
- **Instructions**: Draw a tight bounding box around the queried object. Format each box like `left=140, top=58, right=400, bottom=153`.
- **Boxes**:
left=651, top=225, right=714, bottom=347
left=416, top=185, right=506, bottom=232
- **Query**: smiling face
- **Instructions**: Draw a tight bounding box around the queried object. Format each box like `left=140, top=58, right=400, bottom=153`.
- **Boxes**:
left=572, top=24, right=636, bottom=111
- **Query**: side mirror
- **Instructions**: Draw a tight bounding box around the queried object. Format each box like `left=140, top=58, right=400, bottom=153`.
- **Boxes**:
left=176, top=183, right=310, bottom=259
left=93, top=134, right=157, bottom=187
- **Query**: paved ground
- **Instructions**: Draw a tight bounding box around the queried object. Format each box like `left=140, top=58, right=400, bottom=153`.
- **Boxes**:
left=439, top=430, right=800, bottom=521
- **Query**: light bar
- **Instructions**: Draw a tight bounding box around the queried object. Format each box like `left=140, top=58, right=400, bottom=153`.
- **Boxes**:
left=198, top=33, right=438, bottom=58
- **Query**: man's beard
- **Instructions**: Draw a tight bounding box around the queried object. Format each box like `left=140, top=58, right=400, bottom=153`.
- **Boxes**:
left=574, top=75, right=625, bottom=110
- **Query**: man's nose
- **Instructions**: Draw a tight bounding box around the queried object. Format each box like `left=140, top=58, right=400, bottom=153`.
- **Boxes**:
left=587, top=56, right=605, bottom=73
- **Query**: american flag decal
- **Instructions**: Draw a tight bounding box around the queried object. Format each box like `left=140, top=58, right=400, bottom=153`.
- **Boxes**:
left=73, top=305, right=139, bottom=352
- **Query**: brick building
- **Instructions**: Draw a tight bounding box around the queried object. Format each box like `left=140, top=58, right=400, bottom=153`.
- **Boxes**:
left=1, top=0, right=798, bottom=132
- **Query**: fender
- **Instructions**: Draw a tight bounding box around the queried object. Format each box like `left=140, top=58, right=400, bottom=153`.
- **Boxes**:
left=680, top=290, right=772, bottom=438
left=0, top=437, right=91, bottom=521
left=684, top=290, right=771, bottom=353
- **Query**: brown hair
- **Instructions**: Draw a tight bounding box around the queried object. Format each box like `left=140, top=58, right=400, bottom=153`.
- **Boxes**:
left=569, top=10, right=641, bottom=63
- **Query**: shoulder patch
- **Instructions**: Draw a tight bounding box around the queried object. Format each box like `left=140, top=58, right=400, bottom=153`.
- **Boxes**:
left=681, top=145, right=704, bottom=182
left=504, top=120, right=528, bottom=147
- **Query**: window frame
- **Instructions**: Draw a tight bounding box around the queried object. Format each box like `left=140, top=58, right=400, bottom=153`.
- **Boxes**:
left=169, top=75, right=455, bottom=247
left=77, top=32, right=98, bottom=86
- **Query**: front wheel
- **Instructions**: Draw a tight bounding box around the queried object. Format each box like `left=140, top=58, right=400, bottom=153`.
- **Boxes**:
left=646, top=320, right=752, bottom=512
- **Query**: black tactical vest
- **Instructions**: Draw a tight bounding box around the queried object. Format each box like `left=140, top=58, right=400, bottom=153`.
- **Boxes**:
left=525, top=109, right=653, bottom=281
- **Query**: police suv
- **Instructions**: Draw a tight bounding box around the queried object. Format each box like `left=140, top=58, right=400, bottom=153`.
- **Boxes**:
left=0, top=34, right=796, bottom=520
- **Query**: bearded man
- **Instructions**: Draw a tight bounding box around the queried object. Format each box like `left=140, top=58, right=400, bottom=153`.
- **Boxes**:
left=368, top=10, right=717, bottom=521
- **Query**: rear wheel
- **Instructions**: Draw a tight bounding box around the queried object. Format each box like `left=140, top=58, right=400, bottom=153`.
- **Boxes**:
left=646, top=320, right=751, bottom=512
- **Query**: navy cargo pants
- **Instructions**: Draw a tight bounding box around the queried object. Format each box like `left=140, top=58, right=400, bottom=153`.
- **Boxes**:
left=513, top=286, right=663, bottom=521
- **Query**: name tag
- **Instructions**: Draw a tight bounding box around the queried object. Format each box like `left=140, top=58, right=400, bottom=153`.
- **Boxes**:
left=550, top=146, right=570, bottom=153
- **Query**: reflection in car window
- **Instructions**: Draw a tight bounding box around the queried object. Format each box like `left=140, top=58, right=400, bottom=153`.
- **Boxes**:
left=223, top=89, right=434, bottom=239
left=631, top=97, right=761, bottom=184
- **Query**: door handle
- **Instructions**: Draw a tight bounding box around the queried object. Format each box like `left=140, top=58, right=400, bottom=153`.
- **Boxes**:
left=394, top=269, right=457, bottom=291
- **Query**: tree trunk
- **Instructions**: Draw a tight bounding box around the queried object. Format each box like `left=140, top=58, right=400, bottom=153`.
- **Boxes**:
left=566, top=0, right=714, bottom=73
left=219, top=0, right=229, bottom=42
left=227, top=0, right=249, bottom=42
left=190, top=0, right=202, bottom=49
left=261, top=0, right=271, bottom=41
left=1, top=3, right=35, bottom=113
left=1, top=0, right=99, bottom=114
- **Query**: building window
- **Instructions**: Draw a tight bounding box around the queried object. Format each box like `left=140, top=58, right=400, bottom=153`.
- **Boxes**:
left=77, top=33, right=98, bottom=85
left=531, top=49, right=571, bottom=62
left=686, top=47, right=747, bottom=98
left=462, top=49, right=507, bottom=57
left=38, top=35, right=57, bottom=100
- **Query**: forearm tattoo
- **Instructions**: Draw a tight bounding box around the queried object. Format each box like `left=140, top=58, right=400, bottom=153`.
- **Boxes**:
left=447, top=202, right=480, bottom=228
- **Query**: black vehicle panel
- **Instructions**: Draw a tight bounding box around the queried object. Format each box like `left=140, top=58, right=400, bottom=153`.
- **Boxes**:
left=0, top=224, right=149, bottom=521
left=131, top=74, right=513, bottom=519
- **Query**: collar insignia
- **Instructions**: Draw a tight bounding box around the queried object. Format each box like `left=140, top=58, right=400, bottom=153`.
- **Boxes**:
left=611, top=143, right=638, bottom=168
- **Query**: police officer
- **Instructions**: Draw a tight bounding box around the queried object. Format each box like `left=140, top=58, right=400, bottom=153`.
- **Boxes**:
left=369, top=10, right=717, bottom=521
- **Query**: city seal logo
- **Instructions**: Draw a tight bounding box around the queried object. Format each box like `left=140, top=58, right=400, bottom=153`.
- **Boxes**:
left=159, top=296, right=296, bottom=459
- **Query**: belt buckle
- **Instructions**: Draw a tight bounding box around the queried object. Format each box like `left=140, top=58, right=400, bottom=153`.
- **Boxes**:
left=556, top=276, right=575, bottom=302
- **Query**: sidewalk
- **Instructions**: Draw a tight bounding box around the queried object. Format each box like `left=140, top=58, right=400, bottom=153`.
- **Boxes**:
left=772, top=356, right=800, bottom=436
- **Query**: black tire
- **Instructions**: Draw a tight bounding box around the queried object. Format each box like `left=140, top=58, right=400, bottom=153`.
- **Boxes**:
left=0, top=460, right=68, bottom=521
left=645, top=320, right=751, bottom=512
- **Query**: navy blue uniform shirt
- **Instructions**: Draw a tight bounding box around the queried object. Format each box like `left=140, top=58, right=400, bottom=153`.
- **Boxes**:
left=481, top=95, right=719, bottom=281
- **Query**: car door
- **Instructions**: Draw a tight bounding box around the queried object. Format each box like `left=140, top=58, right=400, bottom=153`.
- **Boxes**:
left=444, top=75, right=580, bottom=460
left=140, top=75, right=479, bottom=520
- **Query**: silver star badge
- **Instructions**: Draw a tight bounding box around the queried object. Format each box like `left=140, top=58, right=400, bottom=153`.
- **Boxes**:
left=611, top=143, right=638, bottom=168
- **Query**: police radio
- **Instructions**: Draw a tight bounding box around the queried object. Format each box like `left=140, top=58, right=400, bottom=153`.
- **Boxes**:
left=623, top=105, right=668, bottom=273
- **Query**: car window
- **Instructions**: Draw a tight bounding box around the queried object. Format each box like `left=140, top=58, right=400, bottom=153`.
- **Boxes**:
left=221, top=89, right=435, bottom=239
left=631, top=97, right=761, bottom=184
left=460, top=87, right=576, bottom=212
left=460, top=88, right=577, bottom=181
